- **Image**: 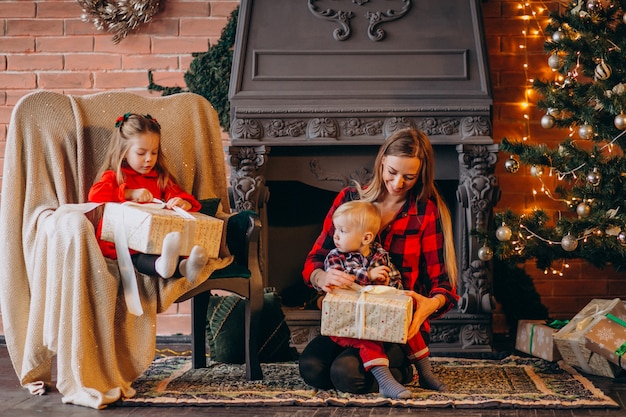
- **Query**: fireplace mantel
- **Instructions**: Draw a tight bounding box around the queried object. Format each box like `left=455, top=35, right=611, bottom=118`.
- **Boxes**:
left=227, top=0, right=499, bottom=353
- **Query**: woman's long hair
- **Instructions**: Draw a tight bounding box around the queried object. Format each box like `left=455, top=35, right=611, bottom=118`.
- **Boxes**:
left=358, top=127, right=457, bottom=287
left=96, top=113, right=174, bottom=190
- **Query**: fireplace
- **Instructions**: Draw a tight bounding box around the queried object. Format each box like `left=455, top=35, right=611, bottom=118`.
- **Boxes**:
left=227, top=0, right=499, bottom=353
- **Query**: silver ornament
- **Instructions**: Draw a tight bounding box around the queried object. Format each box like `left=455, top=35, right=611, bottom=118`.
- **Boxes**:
left=587, top=0, right=600, bottom=9
left=496, top=225, right=512, bottom=242
left=552, top=30, right=565, bottom=42
left=478, top=245, right=494, bottom=261
left=576, top=202, right=591, bottom=217
left=541, top=114, right=555, bottom=129
left=615, top=114, right=626, bottom=130
left=586, top=168, right=601, bottom=186
left=618, top=232, right=626, bottom=246
left=594, top=60, right=611, bottom=80
left=504, top=156, right=520, bottom=173
left=561, top=233, right=578, bottom=251
left=578, top=123, right=594, bottom=140
left=530, top=165, right=543, bottom=177
left=548, top=53, right=563, bottom=70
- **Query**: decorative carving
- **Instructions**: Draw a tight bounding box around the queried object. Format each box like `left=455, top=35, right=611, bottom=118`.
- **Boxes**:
left=310, top=159, right=372, bottom=187
left=308, top=0, right=355, bottom=41
left=458, top=260, right=494, bottom=314
left=308, top=117, right=339, bottom=139
left=415, top=117, right=460, bottom=136
left=460, top=324, right=491, bottom=349
left=265, top=119, right=307, bottom=137
left=340, top=118, right=383, bottom=136
left=365, top=0, right=412, bottom=41
left=430, top=325, right=459, bottom=344
left=461, top=116, right=491, bottom=137
left=231, top=118, right=263, bottom=140
left=383, top=117, right=413, bottom=137
left=227, top=146, right=268, bottom=212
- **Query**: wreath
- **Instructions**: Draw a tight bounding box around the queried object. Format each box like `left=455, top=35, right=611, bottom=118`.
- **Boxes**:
left=76, top=0, right=164, bottom=44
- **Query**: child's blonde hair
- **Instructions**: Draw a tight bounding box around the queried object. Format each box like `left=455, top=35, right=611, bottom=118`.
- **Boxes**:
left=333, top=201, right=382, bottom=236
left=95, top=113, right=175, bottom=190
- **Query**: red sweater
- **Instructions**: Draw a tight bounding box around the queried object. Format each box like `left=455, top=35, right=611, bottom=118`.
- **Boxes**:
left=88, top=166, right=201, bottom=259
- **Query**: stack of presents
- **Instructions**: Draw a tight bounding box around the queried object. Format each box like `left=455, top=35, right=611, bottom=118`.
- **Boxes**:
left=516, top=298, right=626, bottom=378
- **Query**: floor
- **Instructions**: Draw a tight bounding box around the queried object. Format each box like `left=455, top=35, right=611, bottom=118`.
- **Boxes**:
left=1, top=337, right=625, bottom=417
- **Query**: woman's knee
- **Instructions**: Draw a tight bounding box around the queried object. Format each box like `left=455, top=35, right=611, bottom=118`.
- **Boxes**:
left=329, top=348, right=376, bottom=394
left=298, top=336, right=339, bottom=389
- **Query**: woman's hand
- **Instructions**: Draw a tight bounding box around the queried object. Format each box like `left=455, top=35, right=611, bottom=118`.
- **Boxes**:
left=313, top=268, right=355, bottom=293
left=166, top=197, right=192, bottom=210
left=404, top=291, right=444, bottom=339
left=127, top=188, right=153, bottom=202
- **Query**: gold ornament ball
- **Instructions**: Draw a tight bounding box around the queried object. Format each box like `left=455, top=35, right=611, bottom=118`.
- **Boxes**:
left=541, top=114, right=555, bottom=129
left=615, top=114, right=626, bottom=130
left=496, top=225, right=512, bottom=242
left=478, top=245, right=494, bottom=261
left=504, top=157, right=520, bottom=173
left=594, top=61, right=611, bottom=80
left=578, top=123, right=594, bottom=140
left=576, top=202, right=591, bottom=217
left=561, top=234, right=578, bottom=252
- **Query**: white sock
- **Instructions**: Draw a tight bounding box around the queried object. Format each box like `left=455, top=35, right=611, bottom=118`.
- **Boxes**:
left=179, top=245, right=208, bottom=283
left=155, top=232, right=181, bottom=278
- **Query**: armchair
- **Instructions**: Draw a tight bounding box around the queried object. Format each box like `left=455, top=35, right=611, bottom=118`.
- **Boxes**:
left=0, top=90, right=263, bottom=409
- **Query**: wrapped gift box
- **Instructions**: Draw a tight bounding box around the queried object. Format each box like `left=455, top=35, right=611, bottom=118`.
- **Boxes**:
left=553, top=298, right=622, bottom=378
left=321, top=285, right=413, bottom=344
left=515, top=320, right=562, bottom=362
left=585, top=299, right=626, bottom=370
left=101, top=202, right=223, bottom=258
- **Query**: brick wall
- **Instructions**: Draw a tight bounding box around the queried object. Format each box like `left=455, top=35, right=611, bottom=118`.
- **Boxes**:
left=0, top=0, right=624, bottom=337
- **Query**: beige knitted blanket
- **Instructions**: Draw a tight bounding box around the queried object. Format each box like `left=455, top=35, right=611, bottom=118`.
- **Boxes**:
left=0, top=91, right=233, bottom=408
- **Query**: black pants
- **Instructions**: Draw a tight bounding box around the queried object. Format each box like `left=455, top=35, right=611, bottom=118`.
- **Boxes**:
left=131, top=253, right=183, bottom=277
left=298, top=335, right=414, bottom=393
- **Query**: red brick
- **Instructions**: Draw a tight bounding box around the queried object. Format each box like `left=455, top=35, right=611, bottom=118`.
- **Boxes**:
left=6, top=90, right=33, bottom=106
left=39, top=72, right=92, bottom=89
left=0, top=105, right=15, bottom=124
left=93, top=71, right=154, bottom=89
left=123, top=55, right=179, bottom=70
left=209, top=1, right=239, bottom=17
left=94, top=36, right=151, bottom=54
left=7, top=54, right=63, bottom=71
left=162, top=1, right=210, bottom=18
left=0, top=37, right=35, bottom=53
left=65, top=19, right=99, bottom=36
left=37, top=36, right=93, bottom=52
left=180, top=17, right=227, bottom=37
left=36, top=1, right=81, bottom=18
left=6, top=19, right=64, bottom=36
left=152, top=37, right=209, bottom=54
left=64, top=53, right=121, bottom=70
left=0, top=72, right=37, bottom=90
left=148, top=71, right=186, bottom=88
left=140, top=18, right=180, bottom=36
left=0, top=2, right=36, bottom=18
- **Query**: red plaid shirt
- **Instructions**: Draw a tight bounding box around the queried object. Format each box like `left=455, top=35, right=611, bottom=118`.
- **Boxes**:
left=303, top=187, right=458, bottom=315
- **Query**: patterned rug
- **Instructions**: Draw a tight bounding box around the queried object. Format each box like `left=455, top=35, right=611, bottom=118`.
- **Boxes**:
left=121, top=355, right=619, bottom=408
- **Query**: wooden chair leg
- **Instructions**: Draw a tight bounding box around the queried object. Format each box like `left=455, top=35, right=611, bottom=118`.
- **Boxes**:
left=191, top=291, right=211, bottom=368
left=244, top=294, right=263, bottom=380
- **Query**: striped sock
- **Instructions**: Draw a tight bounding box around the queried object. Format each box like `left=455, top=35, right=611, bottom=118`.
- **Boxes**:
left=415, top=357, right=447, bottom=391
left=370, top=366, right=411, bottom=399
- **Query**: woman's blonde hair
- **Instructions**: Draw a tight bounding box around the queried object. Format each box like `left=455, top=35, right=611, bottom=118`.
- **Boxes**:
left=358, top=127, right=457, bottom=287
left=95, top=113, right=175, bottom=190
left=332, top=200, right=382, bottom=236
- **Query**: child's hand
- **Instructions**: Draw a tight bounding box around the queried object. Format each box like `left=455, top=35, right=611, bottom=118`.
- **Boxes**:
left=166, top=197, right=192, bottom=211
left=368, top=265, right=390, bottom=285
left=128, top=188, right=153, bottom=202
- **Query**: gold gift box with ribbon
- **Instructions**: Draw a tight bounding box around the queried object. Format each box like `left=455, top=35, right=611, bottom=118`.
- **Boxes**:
left=585, top=300, right=626, bottom=371
left=101, top=202, right=223, bottom=258
left=553, top=298, right=623, bottom=378
left=515, top=320, right=563, bottom=362
left=320, top=284, right=413, bottom=344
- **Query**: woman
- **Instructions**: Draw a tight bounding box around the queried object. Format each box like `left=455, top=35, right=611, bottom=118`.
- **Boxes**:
left=299, top=127, right=459, bottom=394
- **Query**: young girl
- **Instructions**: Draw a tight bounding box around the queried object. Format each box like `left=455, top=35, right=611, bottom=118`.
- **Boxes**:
left=88, top=112, right=208, bottom=282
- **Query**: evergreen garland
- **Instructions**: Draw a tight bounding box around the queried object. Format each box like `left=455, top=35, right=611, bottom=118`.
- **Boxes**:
left=148, top=6, right=239, bottom=130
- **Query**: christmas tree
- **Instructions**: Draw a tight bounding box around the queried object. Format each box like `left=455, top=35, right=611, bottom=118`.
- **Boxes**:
left=484, top=0, right=626, bottom=272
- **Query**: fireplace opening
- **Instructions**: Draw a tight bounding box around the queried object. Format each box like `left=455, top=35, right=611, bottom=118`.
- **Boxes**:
left=267, top=179, right=459, bottom=308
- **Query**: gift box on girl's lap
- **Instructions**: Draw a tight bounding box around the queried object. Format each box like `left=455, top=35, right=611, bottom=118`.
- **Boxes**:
left=584, top=299, right=626, bottom=371
left=320, top=285, right=413, bottom=344
left=553, top=298, right=623, bottom=378
left=101, top=202, right=223, bottom=258
left=515, top=320, right=562, bottom=361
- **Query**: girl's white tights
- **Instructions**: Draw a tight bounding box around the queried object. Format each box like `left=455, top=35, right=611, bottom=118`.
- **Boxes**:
left=179, top=245, right=209, bottom=283
left=155, top=232, right=182, bottom=278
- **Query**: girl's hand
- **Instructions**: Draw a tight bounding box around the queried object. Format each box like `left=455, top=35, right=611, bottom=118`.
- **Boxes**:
left=404, top=291, right=442, bottom=339
left=315, top=269, right=355, bottom=293
left=128, top=188, right=153, bottom=202
left=368, top=265, right=390, bottom=285
left=166, top=197, right=192, bottom=211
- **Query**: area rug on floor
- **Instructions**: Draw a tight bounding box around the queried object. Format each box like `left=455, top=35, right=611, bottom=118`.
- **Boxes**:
left=121, top=355, right=619, bottom=408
